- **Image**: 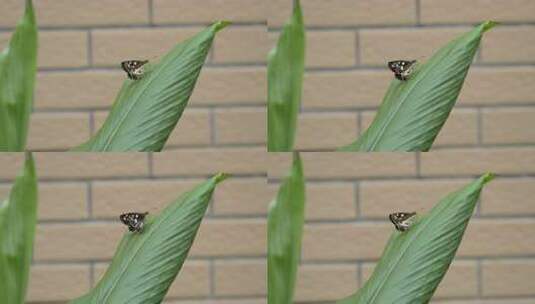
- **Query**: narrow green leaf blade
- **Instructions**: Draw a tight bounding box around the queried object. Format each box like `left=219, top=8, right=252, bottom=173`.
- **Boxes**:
left=72, top=21, right=230, bottom=151
left=337, top=173, right=494, bottom=304
left=0, top=152, right=38, bottom=304
left=268, top=152, right=306, bottom=304
left=70, top=173, right=228, bottom=304
left=0, top=0, right=38, bottom=151
left=267, top=0, right=305, bottom=151
left=340, top=21, right=497, bottom=152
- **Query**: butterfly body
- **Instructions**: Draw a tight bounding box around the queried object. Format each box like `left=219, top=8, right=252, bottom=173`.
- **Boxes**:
left=389, top=212, right=416, bottom=232
left=121, top=60, right=148, bottom=80
left=388, top=60, right=417, bottom=81
left=119, top=212, right=148, bottom=233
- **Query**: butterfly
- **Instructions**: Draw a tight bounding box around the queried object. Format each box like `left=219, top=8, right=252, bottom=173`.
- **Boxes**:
left=389, top=212, right=416, bottom=232
left=388, top=60, right=417, bottom=81
left=119, top=212, right=148, bottom=233
left=121, top=60, right=148, bottom=80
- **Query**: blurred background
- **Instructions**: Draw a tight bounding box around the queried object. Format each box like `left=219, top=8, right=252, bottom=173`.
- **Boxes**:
left=0, top=0, right=266, bottom=152
left=268, top=152, right=535, bottom=303
left=269, top=0, right=535, bottom=151
left=0, top=152, right=268, bottom=304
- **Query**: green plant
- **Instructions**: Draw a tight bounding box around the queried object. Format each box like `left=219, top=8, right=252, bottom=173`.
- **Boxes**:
left=0, top=152, right=38, bottom=304
left=70, top=173, right=228, bottom=304
left=72, top=21, right=230, bottom=151
left=338, top=173, right=494, bottom=303
left=268, top=152, right=305, bottom=304
left=339, top=21, right=497, bottom=151
left=267, top=0, right=305, bottom=152
left=0, top=0, right=37, bottom=151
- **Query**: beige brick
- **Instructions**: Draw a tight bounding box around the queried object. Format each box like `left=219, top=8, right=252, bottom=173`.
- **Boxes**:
left=361, top=109, right=478, bottom=147
left=213, top=178, right=273, bottom=216
left=306, top=31, right=356, bottom=68
left=27, top=264, right=90, bottom=302
left=40, top=30, right=88, bottom=68
left=94, top=261, right=211, bottom=298
left=215, top=108, right=265, bottom=144
left=420, top=147, right=535, bottom=176
left=459, top=67, right=535, bottom=106
left=165, top=109, right=212, bottom=146
left=38, top=183, right=88, bottom=220
left=295, top=265, right=357, bottom=302
left=34, top=223, right=123, bottom=261
left=361, top=261, right=478, bottom=298
left=268, top=0, right=415, bottom=27
left=0, top=31, right=88, bottom=68
left=268, top=153, right=416, bottom=179
left=35, top=71, right=123, bottom=110
left=153, top=0, right=265, bottom=24
left=482, top=26, right=535, bottom=63
left=214, top=26, right=268, bottom=64
left=94, top=109, right=212, bottom=146
left=92, top=28, right=200, bottom=66
left=295, top=113, right=358, bottom=151
left=191, top=219, right=266, bottom=257
left=360, top=179, right=469, bottom=218
left=191, top=67, right=266, bottom=106
left=215, top=261, right=265, bottom=296
left=482, top=259, right=535, bottom=296
left=27, top=112, right=90, bottom=151
left=92, top=180, right=201, bottom=218
left=303, top=70, right=391, bottom=109
left=360, top=28, right=467, bottom=65
left=459, top=219, right=535, bottom=257
left=481, top=178, right=535, bottom=215
left=306, top=183, right=357, bottom=220
left=482, top=107, right=535, bottom=144
left=1, top=0, right=149, bottom=27
left=421, top=0, right=535, bottom=24
left=33, top=153, right=148, bottom=179
left=152, top=148, right=266, bottom=176
left=302, top=223, right=392, bottom=261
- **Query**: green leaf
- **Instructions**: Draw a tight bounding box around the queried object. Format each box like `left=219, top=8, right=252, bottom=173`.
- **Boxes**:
left=72, top=21, right=230, bottom=152
left=268, top=152, right=306, bottom=304
left=70, top=173, right=228, bottom=304
left=337, top=173, right=494, bottom=304
left=0, top=152, right=38, bottom=304
left=0, top=0, right=38, bottom=151
left=340, top=21, right=497, bottom=152
left=267, top=0, right=305, bottom=151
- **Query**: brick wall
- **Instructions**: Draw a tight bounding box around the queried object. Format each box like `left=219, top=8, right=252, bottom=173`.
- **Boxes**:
left=0, top=0, right=267, bottom=151
left=268, top=151, right=535, bottom=303
left=0, top=151, right=268, bottom=303
left=268, top=0, right=535, bottom=151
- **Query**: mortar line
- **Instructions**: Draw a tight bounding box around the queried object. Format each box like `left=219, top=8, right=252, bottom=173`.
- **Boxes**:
left=86, top=30, right=93, bottom=67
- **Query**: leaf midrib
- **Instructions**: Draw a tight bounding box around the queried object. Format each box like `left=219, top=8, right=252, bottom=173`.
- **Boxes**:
left=367, top=46, right=455, bottom=151
left=366, top=204, right=451, bottom=303
left=100, top=200, right=187, bottom=303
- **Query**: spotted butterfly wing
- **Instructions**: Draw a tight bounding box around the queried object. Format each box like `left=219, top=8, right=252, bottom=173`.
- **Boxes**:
left=119, top=212, right=148, bottom=233
left=389, top=212, right=416, bottom=232
left=388, top=60, right=417, bottom=81
left=121, top=60, right=148, bottom=80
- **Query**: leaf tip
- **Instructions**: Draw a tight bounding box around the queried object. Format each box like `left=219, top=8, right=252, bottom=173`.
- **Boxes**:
left=480, top=172, right=495, bottom=184
left=481, top=20, right=499, bottom=33
left=213, top=172, right=230, bottom=184
left=213, top=21, right=232, bottom=32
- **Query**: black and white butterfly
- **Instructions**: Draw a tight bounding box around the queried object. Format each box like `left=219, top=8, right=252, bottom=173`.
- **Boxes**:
left=121, top=60, right=148, bottom=80
left=119, top=212, right=148, bottom=233
left=388, top=60, right=417, bottom=81
left=389, top=212, right=416, bottom=232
